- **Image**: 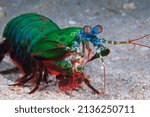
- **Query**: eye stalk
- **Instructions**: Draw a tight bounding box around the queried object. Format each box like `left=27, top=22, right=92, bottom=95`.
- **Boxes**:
left=93, top=25, right=103, bottom=34
left=83, top=25, right=92, bottom=34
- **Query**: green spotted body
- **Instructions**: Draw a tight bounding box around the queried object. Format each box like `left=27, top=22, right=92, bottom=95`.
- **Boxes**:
left=3, top=13, right=82, bottom=59
left=3, top=13, right=59, bottom=57
left=3, top=13, right=83, bottom=76
left=4, top=13, right=60, bottom=44
left=32, top=27, right=82, bottom=59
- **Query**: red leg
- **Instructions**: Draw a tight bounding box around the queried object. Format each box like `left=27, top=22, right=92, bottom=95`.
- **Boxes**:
left=86, top=46, right=92, bottom=61
left=81, top=74, right=100, bottom=95
left=102, top=62, right=106, bottom=94
left=9, top=47, right=49, bottom=94
left=83, top=78, right=100, bottom=95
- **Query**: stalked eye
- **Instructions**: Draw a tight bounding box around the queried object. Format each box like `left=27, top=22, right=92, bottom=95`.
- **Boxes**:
left=83, top=25, right=92, bottom=34
left=101, top=48, right=110, bottom=56
left=93, top=25, right=103, bottom=34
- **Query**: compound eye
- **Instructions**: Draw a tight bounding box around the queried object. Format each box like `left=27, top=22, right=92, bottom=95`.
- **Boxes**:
left=83, top=25, right=92, bottom=34
left=93, top=25, right=103, bottom=34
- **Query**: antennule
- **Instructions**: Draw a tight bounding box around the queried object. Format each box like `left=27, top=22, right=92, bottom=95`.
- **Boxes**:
left=128, top=34, right=150, bottom=48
